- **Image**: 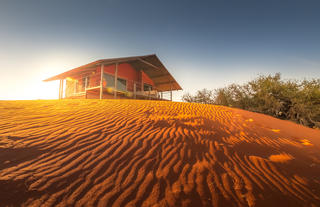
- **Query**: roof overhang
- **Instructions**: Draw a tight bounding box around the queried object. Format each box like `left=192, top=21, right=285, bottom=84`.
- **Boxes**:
left=43, top=54, right=182, bottom=91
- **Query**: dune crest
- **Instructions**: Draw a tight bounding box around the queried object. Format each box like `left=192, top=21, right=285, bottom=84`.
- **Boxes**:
left=0, top=100, right=320, bottom=207
left=269, top=153, right=294, bottom=163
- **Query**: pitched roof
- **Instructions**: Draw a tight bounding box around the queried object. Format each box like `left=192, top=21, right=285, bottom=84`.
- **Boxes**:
left=43, top=54, right=182, bottom=91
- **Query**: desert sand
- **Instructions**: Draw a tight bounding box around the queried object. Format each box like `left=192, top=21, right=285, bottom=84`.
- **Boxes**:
left=0, top=99, right=319, bottom=207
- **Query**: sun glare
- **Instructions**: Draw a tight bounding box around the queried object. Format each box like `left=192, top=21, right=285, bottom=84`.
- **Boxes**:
left=32, top=81, right=59, bottom=100
left=66, top=77, right=74, bottom=81
left=21, top=60, right=69, bottom=100
left=26, top=58, right=82, bottom=100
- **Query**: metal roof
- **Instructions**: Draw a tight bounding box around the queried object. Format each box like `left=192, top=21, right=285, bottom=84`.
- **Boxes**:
left=43, top=54, right=182, bottom=91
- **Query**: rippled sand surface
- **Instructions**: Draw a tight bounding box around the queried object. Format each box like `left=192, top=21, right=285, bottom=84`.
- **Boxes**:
left=0, top=99, right=319, bottom=207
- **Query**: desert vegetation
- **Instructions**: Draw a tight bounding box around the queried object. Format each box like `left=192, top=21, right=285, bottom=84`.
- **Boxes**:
left=182, top=73, right=320, bottom=128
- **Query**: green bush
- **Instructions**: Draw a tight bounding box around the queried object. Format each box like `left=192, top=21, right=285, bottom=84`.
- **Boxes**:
left=182, top=73, right=320, bottom=128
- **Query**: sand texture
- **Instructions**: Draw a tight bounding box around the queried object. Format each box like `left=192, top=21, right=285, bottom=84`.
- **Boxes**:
left=0, top=100, right=320, bottom=207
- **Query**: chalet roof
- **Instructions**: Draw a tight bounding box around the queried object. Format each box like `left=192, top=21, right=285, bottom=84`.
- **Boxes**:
left=43, top=54, right=182, bottom=91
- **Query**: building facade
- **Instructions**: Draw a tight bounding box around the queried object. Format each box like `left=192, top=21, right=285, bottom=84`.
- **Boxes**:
left=44, top=54, right=182, bottom=100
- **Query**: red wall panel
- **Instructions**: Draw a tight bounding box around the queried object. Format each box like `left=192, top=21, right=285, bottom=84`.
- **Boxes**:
left=71, top=63, right=156, bottom=91
left=141, top=71, right=155, bottom=87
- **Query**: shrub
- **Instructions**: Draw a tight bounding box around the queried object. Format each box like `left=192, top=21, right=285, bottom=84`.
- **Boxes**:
left=182, top=74, right=320, bottom=128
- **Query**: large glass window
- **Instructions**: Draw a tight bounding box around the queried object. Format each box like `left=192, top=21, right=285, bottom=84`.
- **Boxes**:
left=103, top=73, right=115, bottom=88
left=144, top=83, right=152, bottom=91
left=102, top=73, right=127, bottom=91
left=75, top=80, right=79, bottom=93
left=117, top=78, right=127, bottom=91
left=82, top=76, right=90, bottom=90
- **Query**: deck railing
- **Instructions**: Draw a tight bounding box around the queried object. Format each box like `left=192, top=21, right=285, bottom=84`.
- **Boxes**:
left=65, top=78, right=160, bottom=99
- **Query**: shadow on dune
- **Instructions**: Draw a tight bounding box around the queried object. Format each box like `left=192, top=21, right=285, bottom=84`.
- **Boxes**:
left=149, top=115, right=320, bottom=206
left=0, top=179, right=43, bottom=207
left=0, top=138, right=46, bottom=206
left=0, top=146, right=44, bottom=170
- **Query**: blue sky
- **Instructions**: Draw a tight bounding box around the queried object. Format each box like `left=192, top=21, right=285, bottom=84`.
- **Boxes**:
left=0, top=0, right=319, bottom=100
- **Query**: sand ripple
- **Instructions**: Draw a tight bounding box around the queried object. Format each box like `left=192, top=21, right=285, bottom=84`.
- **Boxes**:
left=0, top=100, right=320, bottom=207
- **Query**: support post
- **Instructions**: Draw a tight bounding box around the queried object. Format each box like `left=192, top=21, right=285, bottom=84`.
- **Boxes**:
left=100, top=64, right=104, bottom=100
left=59, top=79, right=62, bottom=99
left=170, top=83, right=172, bottom=101
left=61, top=79, right=64, bottom=99
left=140, top=71, right=143, bottom=92
left=74, top=80, right=77, bottom=94
left=133, top=82, right=136, bottom=99
left=114, top=63, right=118, bottom=99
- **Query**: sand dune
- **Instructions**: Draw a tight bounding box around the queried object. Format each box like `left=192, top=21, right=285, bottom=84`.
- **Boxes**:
left=0, top=99, right=320, bottom=207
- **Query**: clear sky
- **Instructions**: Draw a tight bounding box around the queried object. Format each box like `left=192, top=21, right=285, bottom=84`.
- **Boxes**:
left=1, top=0, right=319, bottom=101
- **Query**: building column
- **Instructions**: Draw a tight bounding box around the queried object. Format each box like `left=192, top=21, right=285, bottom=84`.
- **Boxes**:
left=100, top=64, right=104, bottom=100
left=140, top=71, right=143, bottom=92
left=114, top=63, right=118, bottom=99
left=59, top=79, right=62, bottom=99
left=133, top=83, right=136, bottom=99
left=170, top=83, right=172, bottom=101
left=59, top=79, right=64, bottom=99
left=61, top=79, right=64, bottom=99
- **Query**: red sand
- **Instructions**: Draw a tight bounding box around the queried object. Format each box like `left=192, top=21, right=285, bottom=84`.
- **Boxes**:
left=0, top=99, right=319, bottom=207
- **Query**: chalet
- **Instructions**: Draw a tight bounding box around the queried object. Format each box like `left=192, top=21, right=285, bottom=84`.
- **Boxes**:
left=43, top=54, right=182, bottom=100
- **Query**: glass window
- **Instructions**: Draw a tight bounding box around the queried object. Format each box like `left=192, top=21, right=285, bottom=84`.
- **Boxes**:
left=82, top=77, right=86, bottom=89
left=75, top=80, right=79, bottom=93
left=81, top=76, right=90, bottom=90
left=117, top=78, right=127, bottom=91
left=144, top=84, right=152, bottom=91
left=103, top=73, right=127, bottom=91
left=103, top=73, right=115, bottom=88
